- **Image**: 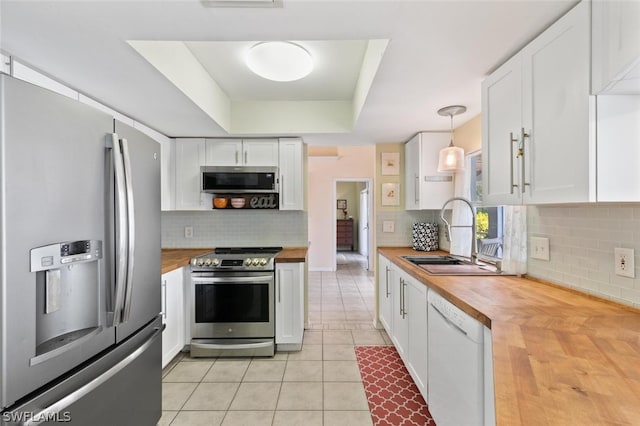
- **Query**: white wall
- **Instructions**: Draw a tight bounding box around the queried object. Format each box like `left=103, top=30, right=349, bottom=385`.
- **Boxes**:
left=308, top=146, right=375, bottom=270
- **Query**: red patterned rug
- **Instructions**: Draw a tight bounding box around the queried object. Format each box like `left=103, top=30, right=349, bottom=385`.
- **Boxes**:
left=355, top=345, right=435, bottom=426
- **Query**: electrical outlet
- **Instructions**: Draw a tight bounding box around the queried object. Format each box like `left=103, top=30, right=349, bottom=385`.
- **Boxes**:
left=614, top=247, right=635, bottom=278
left=184, top=226, right=194, bottom=239
left=530, top=237, right=550, bottom=261
left=383, top=221, right=395, bottom=233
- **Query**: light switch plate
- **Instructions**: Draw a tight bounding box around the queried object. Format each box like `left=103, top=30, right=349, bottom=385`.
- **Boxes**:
left=530, top=237, right=550, bottom=261
left=614, top=247, right=635, bottom=278
left=382, top=221, right=395, bottom=233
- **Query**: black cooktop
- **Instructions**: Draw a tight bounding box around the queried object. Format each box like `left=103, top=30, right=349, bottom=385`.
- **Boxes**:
left=214, top=247, right=283, bottom=255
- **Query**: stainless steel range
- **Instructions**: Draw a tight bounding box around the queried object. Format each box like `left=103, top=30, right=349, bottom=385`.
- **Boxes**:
left=189, top=247, right=282, bottom=357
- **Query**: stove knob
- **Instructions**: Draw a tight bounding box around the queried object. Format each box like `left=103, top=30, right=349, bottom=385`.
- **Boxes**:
left=204, top=258, right=212, bottom=266
left=252, top=258, right=260, bottom=266
left=190, top=258, right=197, bottom=266
left=259, top=258, right=268, bottom=266
left=196, top=258, right=204, bottom=266
left=212, top=258, right=220, bottom=266
left=244, top=258, right=253, bottom=266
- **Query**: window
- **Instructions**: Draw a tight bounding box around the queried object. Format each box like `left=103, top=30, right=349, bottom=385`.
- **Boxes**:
left=468, top=152, right=504, bottom=259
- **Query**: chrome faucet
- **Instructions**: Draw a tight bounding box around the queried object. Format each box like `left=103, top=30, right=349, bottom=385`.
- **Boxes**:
left=440, top=197, right=477, bottom=264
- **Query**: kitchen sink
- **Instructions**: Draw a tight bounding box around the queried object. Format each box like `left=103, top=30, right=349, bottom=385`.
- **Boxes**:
left=401, top=255, right=466, bottom=265
left=400, top=255, right=509, bottom=276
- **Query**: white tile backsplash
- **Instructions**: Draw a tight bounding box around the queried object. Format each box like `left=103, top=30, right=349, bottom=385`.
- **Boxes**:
left=375, top=210, right=450, bottom=251
left=162, top=210, right=308, bottom=248
left=527, top=204, right=640, bottom=308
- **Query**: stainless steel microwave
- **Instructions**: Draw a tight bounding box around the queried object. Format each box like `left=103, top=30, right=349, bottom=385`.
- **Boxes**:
left=201, top=166, right=279, bottom=193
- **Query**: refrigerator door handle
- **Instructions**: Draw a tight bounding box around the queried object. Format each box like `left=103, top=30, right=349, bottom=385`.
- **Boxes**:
left=23, top=326, right=162, bottom=426
left=120, top=137, right=136, bottom=322
left=108, top=133, right=129, bottom=325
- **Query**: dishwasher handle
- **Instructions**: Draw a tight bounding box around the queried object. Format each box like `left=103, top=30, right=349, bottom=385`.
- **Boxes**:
left=430, top=302, right=468, bottom=336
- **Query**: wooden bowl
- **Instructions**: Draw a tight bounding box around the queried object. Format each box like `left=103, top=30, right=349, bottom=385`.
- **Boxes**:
left=213, top=198, right=228, bottom=209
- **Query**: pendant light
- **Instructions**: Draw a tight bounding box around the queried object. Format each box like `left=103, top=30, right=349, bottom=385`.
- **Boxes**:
left=437, top=105, right=466, bottom=173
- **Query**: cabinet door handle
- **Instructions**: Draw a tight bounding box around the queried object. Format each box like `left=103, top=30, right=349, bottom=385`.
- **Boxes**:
left=277, top=270, right=281, bottom=303
left=235, top=150, right=239, bottom=165
left=244, top=150, right=248, bottom=164
left=402, top=280, right=407, bottom=319
left=521, top=127, right=530, bottom=193
left=399, top=278, right=403, bottom=315
left=280, top=175, right=284, bottom=203
left=161, top=280, right=167, bottom=320
left=510, top=132, right=519, bottom=194
left=385, top=266, right=390, bottom=297
left=414, top=174, right=419, bottom=205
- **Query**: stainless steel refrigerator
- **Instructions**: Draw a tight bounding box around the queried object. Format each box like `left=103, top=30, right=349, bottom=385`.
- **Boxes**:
left=0, top=75, right=162, bottom=425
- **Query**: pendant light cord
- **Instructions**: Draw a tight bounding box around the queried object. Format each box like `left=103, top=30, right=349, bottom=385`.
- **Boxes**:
left=449, top=113, right=455, bottom=147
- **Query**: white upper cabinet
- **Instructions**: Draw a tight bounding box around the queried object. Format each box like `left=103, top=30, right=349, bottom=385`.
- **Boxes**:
left=161, top=138, right=175, bottom=211
left=405, top=132, right=454, bottom=210
left=205, top=139, right=242, bottom=166
left=596, top=95, right=640, bottom=201
left=592, top=0, right=640, bottom=94
left=243, top=139, right=279, bottom=166
left=205, top=138, right=279, bottom=167
left=175, top=138, right=209, bottom=210
left=278, top=138, right=305, bottom=211
left=521, top=0, right=591, bottom=204
left=482, top=54, right=523, bottom=206
left=482, top=0, right=592, bottom=205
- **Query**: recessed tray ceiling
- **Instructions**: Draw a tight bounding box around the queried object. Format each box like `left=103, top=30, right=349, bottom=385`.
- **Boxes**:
left=128, top=39, right=388, bottom=135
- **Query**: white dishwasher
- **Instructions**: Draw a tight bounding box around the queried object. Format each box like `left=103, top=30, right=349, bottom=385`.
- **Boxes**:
left=428, top=290, right=485, bottom=426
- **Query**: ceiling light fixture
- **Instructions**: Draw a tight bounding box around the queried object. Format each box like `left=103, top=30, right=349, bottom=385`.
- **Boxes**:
left=246, top=41, right=313, bottom=82
left=437, top=105, right=466, bottom=173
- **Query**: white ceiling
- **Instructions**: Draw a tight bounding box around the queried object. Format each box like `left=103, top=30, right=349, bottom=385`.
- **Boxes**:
left=0, top=0, right=578, bottom=145
left=185, top=40, right=368, bottom=101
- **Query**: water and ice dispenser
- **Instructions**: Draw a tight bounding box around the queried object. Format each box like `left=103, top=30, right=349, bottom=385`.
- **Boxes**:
left=30, top=240, right=103, bottom=363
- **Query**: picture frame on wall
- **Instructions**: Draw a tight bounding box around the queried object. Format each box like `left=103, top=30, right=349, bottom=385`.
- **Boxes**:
left=381, top=183, right=400, bottom=206
left=381, top=152, right=400, bottom=176
left=336, top=199, right=347, bottom=209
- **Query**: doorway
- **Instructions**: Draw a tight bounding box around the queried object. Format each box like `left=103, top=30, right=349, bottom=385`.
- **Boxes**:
left=333, top=179, right=373, bottom=271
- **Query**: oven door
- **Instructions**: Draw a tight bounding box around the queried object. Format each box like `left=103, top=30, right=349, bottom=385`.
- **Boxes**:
left=190, top=272, right=274, bottom=339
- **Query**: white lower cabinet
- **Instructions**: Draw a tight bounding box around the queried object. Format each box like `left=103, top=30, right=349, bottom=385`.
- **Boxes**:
left=381, top=255, right=428, bottom=400
left=378, top=254, right=495, bottom=416
left=406, top=277, right=428, bottom=397
left=275, top=262, right=304, bottom=351
left=161, top=267, right=185, bottom=368
left=377, top=254, right=393, bottom=333
left=391, top=269, right=409, bottom=359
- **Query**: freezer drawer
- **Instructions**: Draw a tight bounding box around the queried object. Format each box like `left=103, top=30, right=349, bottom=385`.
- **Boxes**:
left=1, top=317, right=162, bottom=426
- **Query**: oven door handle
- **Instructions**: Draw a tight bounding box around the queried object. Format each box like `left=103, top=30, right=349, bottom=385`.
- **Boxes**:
left=191, top=341, right=273, bottom=351
left=191, top=275, right=274, bottom=284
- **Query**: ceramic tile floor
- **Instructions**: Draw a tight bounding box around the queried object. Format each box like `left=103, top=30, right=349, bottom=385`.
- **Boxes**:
left=159, top=252, right=392, bottom=426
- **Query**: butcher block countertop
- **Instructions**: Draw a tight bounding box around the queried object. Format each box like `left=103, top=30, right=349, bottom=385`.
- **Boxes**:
left=274, top=247, right=308, bottom=263
left=378, top=247, right=640, bottom=426
left=161, top=247, right=308, bottom=274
